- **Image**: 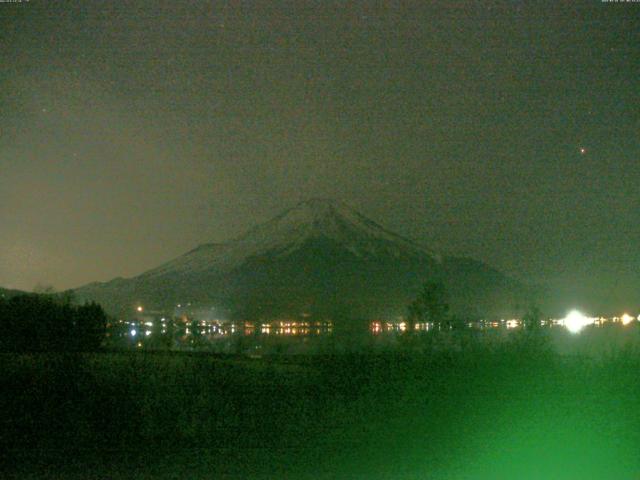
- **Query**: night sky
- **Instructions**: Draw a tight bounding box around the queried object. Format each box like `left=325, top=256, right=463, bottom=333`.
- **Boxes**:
left=1, top=1, right=639, bottom=313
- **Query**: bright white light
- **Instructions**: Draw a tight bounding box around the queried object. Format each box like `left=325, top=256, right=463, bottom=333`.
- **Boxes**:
left=136, top=306, right=143, bottom=312
left=621, top=313, right=634, bottom=326
left=562, top=310, right=593, bottom=334
left=130, top=329, right=137, bottom=337
left=145, top=330, right=152, bottom=336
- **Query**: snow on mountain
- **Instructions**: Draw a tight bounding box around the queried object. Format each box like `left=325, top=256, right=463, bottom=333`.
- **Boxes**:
left=141, top=199, right=437, bottom=279
left=75, top=199, right=527, bottom=319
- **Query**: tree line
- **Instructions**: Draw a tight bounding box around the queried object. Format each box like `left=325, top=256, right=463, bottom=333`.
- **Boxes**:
left=0, top=292, right=107, bottom=352
left=407, top=280, right=544, bottom=332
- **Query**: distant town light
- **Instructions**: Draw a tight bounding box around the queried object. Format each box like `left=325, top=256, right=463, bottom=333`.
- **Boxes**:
left=130, top=329, right=137, bottom=337
left=136, top=306, right=143, bottom=312
left=621, top=313, right=633, bottom=326
left=145, top=330, right=152, bottom=336
left=562, top=310, right=592, bottom=334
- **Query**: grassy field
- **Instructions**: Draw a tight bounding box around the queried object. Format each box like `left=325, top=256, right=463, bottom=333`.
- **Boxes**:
left=2, top=329, right=640, bottom=479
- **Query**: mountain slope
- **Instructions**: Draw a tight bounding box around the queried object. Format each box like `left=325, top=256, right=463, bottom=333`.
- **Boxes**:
left=0, top=287, right=25, bottom=299
left=75, top=199, right=528, bottom=320
left=142, top=199, right=436, bottom=278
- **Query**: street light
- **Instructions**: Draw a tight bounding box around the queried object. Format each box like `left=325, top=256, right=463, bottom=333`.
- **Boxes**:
left=562, top=310, right=592, bottom=334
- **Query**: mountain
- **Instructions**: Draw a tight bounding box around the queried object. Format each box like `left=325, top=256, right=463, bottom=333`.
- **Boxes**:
left=0, top=287, right=26, bottom=299
left=75, top=199, right=529, bottom=320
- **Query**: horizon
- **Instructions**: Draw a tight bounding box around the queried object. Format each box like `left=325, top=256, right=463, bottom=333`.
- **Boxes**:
left=1, top=197, right=633, bottom=317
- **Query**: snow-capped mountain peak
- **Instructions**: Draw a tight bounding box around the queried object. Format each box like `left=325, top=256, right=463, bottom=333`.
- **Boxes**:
left=142, top=199, right=434, bottom=278
left=75, top=199, right=525, bottom=319
left=240, top=198, right=430, bottom=254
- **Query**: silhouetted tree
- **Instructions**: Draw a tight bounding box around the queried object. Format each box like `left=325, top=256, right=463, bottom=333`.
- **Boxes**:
left=190, top=318, right=203, bottom=349
left=56, top=289, right=77, bottom=307
left=522, top=305, right=543, bottom=331
left=407, top=280, right=450, bottom=333
left=329, top=304, right=370, bottom=352
left=0, top=294, right=107, bottom=352
left=75, top=302, right=108, bottom=351
left=162, top=318, right=176, bottom=349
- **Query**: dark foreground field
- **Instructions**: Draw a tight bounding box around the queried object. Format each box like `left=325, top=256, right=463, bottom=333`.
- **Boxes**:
left=2, top=334, right=640, bottom=479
